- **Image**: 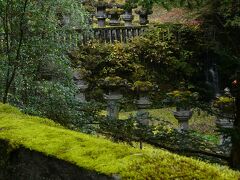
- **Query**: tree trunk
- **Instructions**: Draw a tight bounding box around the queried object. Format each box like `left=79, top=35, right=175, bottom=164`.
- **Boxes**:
left=230, top=73, right=240, bottom=170
left=230, top=96, right=240, bottom=169
left=2, top=0, right=29, bottom=104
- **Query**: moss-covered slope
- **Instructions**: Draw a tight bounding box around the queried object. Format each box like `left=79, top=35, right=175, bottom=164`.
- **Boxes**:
left=0, top=103, right=239, bottom=179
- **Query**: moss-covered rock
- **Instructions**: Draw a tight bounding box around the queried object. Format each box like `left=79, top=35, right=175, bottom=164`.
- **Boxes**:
left=0, top=103, right=239, bottom=179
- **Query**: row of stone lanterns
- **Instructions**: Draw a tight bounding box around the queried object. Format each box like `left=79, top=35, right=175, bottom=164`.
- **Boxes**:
left=104, top=90, right=152, bottom=126
left=73, top=70, right=193, bottom=130
left=103, top=90, right=194, bottom=130
left=73, top=76, right=236, bottom=151
left=74, top=88, right=193, bottom=130
left=95, top=0, right=152, bottom=27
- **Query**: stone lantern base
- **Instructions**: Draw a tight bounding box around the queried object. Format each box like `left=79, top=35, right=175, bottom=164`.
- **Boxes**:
left=173, top=110, right=193, bottom=131
left=76, top=80, right=88, bottom=103
left=216, top=117, right=234, bottom=152
left=135, top=96, right=151, bottom=126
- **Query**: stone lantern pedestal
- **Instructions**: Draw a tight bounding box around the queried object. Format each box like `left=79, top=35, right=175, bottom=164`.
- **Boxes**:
left=173, top=107, right=193, bottom=131
left=76, top=80, right=88, bottom=103
left=104, top=90, right=123, bottom=119
left=135, top=96, right=152, bottom=126
left=216, top=116, right=234, bottom=150
left=73, top=70, right=88, bottom=103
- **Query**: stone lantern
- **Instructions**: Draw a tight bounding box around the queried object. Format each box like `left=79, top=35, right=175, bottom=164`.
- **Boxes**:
left=135, top=96, right=152, bottom=126
left=73, top=70, right=88, bottom=103
left=133, top=81, right=153, bottom=125
left=216, top=117, right=233, bottom=150
left=173, top=107, right=193, bottom=131
left=107, top=0, right=124, bottom=26
left=135, top=8, right=153, bottom=25
left=75, top=80, right=88, bottom=103
left=102, top=76, right=126, bottom=119
left=95, top=0, right=109, bottom=27
left=104, top=90, right=123, bottom=119
left=214, top=88, right=235, bottom=150
left=122, top=0, right=137, bottom=27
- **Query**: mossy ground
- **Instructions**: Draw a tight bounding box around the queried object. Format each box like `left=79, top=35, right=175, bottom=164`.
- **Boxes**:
left=0, top=103, right=239, bottom=179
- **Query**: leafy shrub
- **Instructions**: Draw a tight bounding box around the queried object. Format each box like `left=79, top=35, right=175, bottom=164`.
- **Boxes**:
left=70, top=25, right=207, bottom=106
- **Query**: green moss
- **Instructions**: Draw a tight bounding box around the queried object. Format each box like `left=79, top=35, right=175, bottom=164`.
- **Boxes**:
left=0, top=103, right=239, bottom=179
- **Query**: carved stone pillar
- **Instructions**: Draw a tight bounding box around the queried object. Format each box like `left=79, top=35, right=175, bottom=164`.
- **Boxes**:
left=76, top=80, right=88, bottom=103
left=135, top=96, right=151, bottom=126
left=73, top=71, right=88, bottom=103
left=104, top=90, right=123, bottom=119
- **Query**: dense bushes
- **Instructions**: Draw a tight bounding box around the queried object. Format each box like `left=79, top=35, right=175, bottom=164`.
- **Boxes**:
left=70, top=24, right=208, bottom=106
left=0, top=0, right=97, bottom=125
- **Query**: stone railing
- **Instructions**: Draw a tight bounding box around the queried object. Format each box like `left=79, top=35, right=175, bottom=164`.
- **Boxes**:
left=91, top=25, right=148, bottom=43
left=0, top=25, right=216, bottom=51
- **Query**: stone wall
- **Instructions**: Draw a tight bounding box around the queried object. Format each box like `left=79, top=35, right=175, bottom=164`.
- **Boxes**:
left=0, top=140, right=114, bottom=180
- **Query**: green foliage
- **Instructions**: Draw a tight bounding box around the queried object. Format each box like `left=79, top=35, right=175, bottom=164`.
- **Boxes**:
left=214, top=96, right=235, bottom=106
left=70, top=41, right=137, bottom=98
left=0, top=103, right=239, bottom=179
left=70, top=101, right=105, bottom=133
left=167, top=89, right=199, bottom=108
left=127, top=26, right=197, bottom=86
left=132, top=81, right=153, bottom=93
left=20, top=81, right=77, bottom=125
left=215, top=0, right=240, bottom=27
left=102, top=108, right=216, bottom=134
left=0, top=0, right=94, bottom=125
left=213, top=96, right=235, bottom=115
left=100, top=76, right=129, bottom=91
left=106, top=8, right=124, bottom=15
left=70, top=25, right=207, bottom=105
left=202, top=0, right=240, bottom=81
left=98, top=111, right=224, bottom=162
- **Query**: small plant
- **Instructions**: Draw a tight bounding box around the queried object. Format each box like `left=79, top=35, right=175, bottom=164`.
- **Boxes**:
left=213, top=96, right=235, bottom=114
left=132, top=81, right=153, bottom=93
left=123, top=0, right=138, bottom=11
left=106, top=0, right=124, bottom=15
left=167, top=90, right=198, bottom=109
left=135, top=8, right=153, bottom=15
left=95, top=0, right=108, bottom=7
left=106, top=8, right=124, bottom=15
left=74, top=67, right=91, bottom=80
left=100, top=76, right=128, bottom=91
